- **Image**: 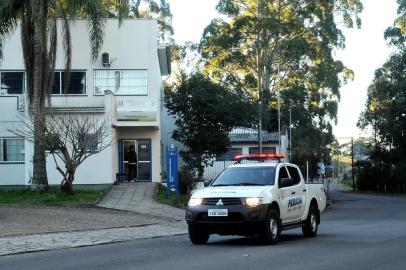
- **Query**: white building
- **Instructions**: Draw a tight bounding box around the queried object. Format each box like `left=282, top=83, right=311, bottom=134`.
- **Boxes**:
left=0, top=19, right=170, bottom=188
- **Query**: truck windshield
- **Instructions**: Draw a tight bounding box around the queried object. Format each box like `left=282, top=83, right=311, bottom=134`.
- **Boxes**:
left=211, top=167, right=276, bottom=186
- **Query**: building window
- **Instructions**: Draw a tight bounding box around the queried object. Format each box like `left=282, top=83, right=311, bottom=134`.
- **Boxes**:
left=51, top=71, right=86, bottom=95
left=0, top=71, right=24, bottom=95
left=0, top=138, right=25, bottom=163
left=249, top=147, right=276, bottom=154
left=216, top=148, right=242, bottom=161
left=84, top=133, right=100, bottom=152
left=94, top=70, right=147, bottom=95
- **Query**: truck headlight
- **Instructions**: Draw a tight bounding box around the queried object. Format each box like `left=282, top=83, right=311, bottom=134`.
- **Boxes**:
left=188, top=198, right=203, bottom=207
left=243, top=197, right=263, bottom=208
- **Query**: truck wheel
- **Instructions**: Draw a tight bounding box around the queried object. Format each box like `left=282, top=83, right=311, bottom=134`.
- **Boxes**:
left=261, top=208, right=281, bottom=244
left=188, top=225, right=209, bottom=244
left=302, top=205, right=318, bottom=237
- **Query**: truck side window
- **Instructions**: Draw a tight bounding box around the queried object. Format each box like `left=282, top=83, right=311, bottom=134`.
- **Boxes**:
left=278, top=166, right=290, bottom=187
left=287, top=166, right=301, bottom=185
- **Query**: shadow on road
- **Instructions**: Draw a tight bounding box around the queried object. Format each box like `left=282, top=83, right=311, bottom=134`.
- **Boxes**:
left=206, top=232, right=309, bottom=246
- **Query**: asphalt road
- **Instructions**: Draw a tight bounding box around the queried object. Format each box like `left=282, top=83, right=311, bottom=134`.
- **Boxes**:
left=1, top=186, right=406, bottom=270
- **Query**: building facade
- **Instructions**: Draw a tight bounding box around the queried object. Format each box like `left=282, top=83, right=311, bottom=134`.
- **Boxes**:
left=0, top=19, right=170, bottom=187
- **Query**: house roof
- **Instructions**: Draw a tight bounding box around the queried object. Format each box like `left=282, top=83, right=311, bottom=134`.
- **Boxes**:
left=229, top=127, right=280, bottom=144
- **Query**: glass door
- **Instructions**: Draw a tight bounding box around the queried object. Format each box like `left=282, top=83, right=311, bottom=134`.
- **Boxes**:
left=123, top=140, right=137, bottom=180
left=137, top=139, right=151, bottom=181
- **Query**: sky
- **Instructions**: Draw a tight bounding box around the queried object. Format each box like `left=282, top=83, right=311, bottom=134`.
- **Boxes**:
left=167, top=0, right=398, bottom=139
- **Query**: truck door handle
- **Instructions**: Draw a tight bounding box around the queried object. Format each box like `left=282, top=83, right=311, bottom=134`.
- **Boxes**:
left=291, top=192, right=296, bottom=195
left=303, top=189, right=307, bottom=192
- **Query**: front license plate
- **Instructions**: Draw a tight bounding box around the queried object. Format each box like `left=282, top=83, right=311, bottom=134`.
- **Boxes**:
left=208, top=209, right=228, bottom=217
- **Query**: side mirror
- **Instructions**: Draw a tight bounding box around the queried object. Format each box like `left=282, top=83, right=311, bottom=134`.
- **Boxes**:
left=280, top=178, right=293, bottom=188
left=204, top=179, right=213, bottom=187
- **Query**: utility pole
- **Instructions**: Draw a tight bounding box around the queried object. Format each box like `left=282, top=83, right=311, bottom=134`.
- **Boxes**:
left=351, top=137, right=355, bottom=191
left=256, top=0, right=263, bottom=154
left=258, top=101, right=262, bottom=153
left=278, top=88, right=281, bottom=153
left=289, top=108, right=292, bottom=161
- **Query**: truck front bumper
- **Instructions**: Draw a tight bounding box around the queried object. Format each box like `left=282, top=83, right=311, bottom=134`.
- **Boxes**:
left=185, top=204, right=269, bottom=236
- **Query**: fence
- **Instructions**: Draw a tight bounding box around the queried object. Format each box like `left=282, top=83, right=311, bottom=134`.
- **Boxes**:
left=203, top=161, right=235, bottom=180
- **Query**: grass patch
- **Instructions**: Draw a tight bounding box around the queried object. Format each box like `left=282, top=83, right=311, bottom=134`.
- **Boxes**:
left=0, top=187, right=107, bottom=206
left=155, top=184, right=189, bottom=209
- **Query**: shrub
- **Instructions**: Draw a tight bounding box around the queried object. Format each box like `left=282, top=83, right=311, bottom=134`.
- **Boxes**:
left=356, top=161, right=390, bottom=192
left=178, top=167, right=199, bottom=195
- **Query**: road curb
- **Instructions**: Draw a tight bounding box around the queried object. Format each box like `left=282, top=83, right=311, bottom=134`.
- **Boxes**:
left=0, top=223, right=187, bottom=257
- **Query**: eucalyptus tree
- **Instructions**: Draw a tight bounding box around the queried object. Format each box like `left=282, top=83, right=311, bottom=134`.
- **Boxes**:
left=0, top=0, right=127, bottom=191
left=357, top=0, right=406, bottom=192
left=199, top=0, right=362, bottom=164
left=359, top=0, right=406, bottom=155
left=129, top=0, right=173, bottom=39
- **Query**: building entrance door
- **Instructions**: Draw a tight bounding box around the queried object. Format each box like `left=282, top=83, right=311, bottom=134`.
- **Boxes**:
left=120, top=139, right=151, bottom=181
left=137, top=139, right=151, bottom=181
left=123, top=140, right=137, bottom=181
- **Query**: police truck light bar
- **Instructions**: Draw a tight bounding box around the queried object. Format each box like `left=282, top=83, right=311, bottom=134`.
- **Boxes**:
left=233, top=153, right=286, bottom=163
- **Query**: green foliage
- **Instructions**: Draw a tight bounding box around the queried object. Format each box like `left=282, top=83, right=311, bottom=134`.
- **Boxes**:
left=164, top=72, right=254, bottom=176
left=155, top=184, right=189, bottom=209
left=356, top=159, right=406, bottom=194
left=278, top=86, right=336, bottom=175
left=200, top=0, right=362, bottom=97
left=0, top=187, right=106, bottom=205
left=178, top=167, right=198, bottom=195
left=357, top=51, right=406, bottom=193
left=357, top=0, right=406, bottom=193
left=197, top=0, right=362, bottom=171
left=128, top=0, right=173, bottom=39
left=385, top=0, right=406, bottom=50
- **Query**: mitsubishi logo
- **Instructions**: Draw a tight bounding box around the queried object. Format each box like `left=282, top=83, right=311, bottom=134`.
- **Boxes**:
left=216, top=199, right=224, bottom=206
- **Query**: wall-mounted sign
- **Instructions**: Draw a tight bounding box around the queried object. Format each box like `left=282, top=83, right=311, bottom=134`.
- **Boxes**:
left=116, top=98, right=157, bottom=122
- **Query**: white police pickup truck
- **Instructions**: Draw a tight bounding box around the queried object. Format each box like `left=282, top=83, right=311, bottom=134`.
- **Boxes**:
left=185, top=153, right=327, bottom=244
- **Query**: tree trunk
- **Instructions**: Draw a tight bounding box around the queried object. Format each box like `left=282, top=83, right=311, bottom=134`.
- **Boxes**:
left=30, top=25, right=49, bottom=191
left=61, top=168, right=75, bottom=195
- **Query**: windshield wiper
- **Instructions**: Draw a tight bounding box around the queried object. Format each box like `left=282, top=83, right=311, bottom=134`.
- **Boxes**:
left=232, top=183, right=265, bottom=186
left=212, top=183, right=265, bottom=187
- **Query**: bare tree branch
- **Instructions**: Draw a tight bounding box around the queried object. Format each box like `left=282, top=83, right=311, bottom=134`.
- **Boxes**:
left=9, top=110, right=113, bottom=194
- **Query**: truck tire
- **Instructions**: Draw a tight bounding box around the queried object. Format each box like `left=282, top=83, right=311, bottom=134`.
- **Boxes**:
left=302, top=205, right=318, bottom=237
left=260, top=208, right=281, bottom=244
left=188, top=224, right=209, bottom=244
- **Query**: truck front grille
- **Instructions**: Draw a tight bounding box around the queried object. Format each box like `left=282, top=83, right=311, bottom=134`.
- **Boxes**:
left=202, top=198, right=242, bottom=205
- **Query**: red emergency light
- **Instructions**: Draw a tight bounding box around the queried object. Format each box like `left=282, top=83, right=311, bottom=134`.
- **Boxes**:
left=233, top=153, right=286, bottom=163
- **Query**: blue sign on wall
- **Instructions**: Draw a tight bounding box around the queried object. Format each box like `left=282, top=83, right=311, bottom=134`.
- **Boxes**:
left=166, top=145, right=179, bottom=197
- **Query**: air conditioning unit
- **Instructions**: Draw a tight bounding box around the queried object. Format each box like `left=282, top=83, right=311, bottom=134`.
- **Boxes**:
left=102, top=52, right=110, bottom=67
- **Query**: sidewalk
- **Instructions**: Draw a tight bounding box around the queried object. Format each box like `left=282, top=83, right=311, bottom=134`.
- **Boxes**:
left=0, top=182, right=188, bottom=256
left=0, top=222, right=186, bottom=256
left=97, top=182, right=185, bottom=221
